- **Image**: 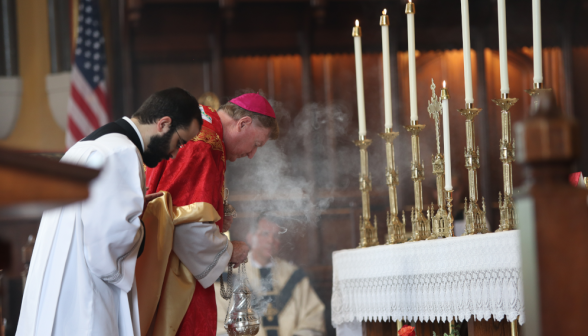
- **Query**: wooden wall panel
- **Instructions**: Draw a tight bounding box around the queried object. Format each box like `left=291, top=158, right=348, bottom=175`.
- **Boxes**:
left=272, top=55, right=303, bottom=114
left=468, top=317, right=519, bottom=336
left=573, top=47, right=588, bottom=174
left=135, top=62, right=206, bottom=107
left=415, top=320, right=449, bottom=336
left=223, top=56, right=271, bottom=100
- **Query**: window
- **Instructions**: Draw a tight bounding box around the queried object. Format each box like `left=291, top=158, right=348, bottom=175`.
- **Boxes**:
left=47, top=0, right=72, bottom=73
left=0, top=0, right=18, bottom=76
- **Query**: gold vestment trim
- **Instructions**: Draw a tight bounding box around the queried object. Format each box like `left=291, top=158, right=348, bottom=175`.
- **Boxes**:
left=136, top=191, right=221, bottom=336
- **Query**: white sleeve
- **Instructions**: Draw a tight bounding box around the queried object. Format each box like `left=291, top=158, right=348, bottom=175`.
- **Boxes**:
left=81, top=147, right=144, bottom=293
left=173, top=222, right=233, bottom=288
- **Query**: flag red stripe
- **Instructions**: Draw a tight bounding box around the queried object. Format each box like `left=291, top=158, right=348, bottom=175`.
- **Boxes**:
left=68, top=115, right=85, bottom=141
left=95, top=86, right=108, bottom=119
left=71, top=84, right=100, bottom=129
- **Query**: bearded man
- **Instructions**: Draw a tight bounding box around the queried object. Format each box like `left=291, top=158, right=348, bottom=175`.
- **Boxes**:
left=136, top=93, right=279, bottom=336
left=17, top=87, right=203, bottom=336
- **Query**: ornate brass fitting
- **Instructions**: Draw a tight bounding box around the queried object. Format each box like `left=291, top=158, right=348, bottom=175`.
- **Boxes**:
left=355, top=138, right=378, bottom=247
left=492, top=93, right=519, bottom=232
left=403, top=122, right=430, bottom=241
left=459, top=104, right=488, bottom=235
left=379, top=130, right=406, bottom=244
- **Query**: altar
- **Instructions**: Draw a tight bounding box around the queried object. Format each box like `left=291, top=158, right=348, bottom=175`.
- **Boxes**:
left=331, top=231, right=523, bottom=335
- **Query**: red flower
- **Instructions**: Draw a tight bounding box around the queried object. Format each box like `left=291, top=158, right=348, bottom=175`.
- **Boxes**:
left=398, top=325, right=415, bottom=336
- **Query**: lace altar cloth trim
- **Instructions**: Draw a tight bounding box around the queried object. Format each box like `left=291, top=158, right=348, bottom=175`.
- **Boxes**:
left=331, top=231, right=523, bottom=327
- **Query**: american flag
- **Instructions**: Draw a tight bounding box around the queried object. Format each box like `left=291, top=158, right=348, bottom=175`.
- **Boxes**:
left=66, top=0, right=110, bottom=148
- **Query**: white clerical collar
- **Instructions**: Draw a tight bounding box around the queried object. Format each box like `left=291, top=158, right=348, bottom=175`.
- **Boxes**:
left=249, top=253, right=274, bottom=269
left=123, top=117, right=145, bottom=151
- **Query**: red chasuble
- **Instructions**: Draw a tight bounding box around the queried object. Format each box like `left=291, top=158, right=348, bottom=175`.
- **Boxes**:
left=145, top=105, right=226, bottom=336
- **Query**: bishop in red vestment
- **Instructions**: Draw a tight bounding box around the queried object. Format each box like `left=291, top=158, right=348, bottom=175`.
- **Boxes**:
left=136, top=94, right=279, bottom=336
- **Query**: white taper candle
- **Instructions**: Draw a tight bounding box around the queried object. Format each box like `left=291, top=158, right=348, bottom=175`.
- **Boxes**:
left=352, top=20, right=367, bottom=138
left=406, top=0, right=418, bottom=121
left=381, top=9, right=393, bottom=129
left=532, top=0, right=543, bottom=84
left=441, top=81, right=452, bottom=190
left=460, top=0, right=474, bottom=105
left=497, top=0, right=510, bottom=94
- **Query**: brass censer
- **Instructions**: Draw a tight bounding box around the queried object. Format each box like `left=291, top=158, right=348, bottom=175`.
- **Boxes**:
left=220, top=262, right=260, bottom=336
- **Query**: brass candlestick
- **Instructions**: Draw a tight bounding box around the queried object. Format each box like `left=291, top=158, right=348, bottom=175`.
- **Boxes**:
left=524, top=82, right=546, bottom=96
left=379, top=129, right=406, bottom=244
left=403, top=122, right=430, bottom=241
left=492, top=93, right=518, bottom=232
left=459, top=103, right=488, bottom=235
left=356, top=137, right=378, bottom=248
left=427, top=80, right=452, bottom=239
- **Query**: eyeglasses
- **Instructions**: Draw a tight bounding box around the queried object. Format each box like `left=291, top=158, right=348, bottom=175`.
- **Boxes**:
left=175, top=129, right=187, bottom=149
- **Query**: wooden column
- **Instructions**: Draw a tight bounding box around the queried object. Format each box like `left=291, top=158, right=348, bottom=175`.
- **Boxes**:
left=298, top=16, right=316, bottom=184
left=560, top=0, right=576, bottom=118
left=323, top=55, right=338, bottom=188
left=473, top=32, right=494, bottom=229
left=120, top=0, right=136, bottom=115
left=516, top=89, right=588, bottom=335
left=210, top=29, right=224, bottom=100
left=106, top=0, right=125, bottom=119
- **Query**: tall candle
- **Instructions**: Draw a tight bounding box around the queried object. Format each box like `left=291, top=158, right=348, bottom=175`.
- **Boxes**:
left=441, top=81, right=452, bottom=190
left=497, top=0, right=509, bottom=94
left=406, top=0, right=418, bottom=121
left=460, top=0, right=474, bottom=105
left=532, top=0, right=543, bottom=85
left=352, top=20, right=367, bottom=138
left=381, top=9, right=393, bottom=129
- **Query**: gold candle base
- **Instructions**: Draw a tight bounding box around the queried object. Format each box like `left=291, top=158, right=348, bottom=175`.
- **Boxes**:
left=459, top=105, right=488, bottom=235
left=403, top=122, right=430, bottom=241
left=511, top=317, right=519, bottom=336
left=524, top=82, right=545, bottom=96
left=492, top=94, right=518, bottom=232
left=449, top=318, right=456, bottom=334
left=355, top=138, right=378, bottom=248
left=379, top=130, right=406, bottom=244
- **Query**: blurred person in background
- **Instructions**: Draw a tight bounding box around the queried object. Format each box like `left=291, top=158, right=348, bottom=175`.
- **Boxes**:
left=17, top=88, right=202, bottom=336
left=215, top=213, right=325, bottom=336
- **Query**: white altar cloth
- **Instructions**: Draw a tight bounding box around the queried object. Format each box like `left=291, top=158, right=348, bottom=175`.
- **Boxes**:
left=331, top=231, right=524, bottom=329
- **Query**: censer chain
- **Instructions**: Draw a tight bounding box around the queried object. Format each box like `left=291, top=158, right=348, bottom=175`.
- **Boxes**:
left=219, top=263, right=233, bottom=300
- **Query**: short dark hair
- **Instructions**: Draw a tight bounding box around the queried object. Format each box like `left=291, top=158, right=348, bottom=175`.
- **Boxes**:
left=132, top=87, right=202, bottom=130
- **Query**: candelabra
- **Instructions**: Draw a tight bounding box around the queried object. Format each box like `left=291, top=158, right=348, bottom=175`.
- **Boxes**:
left=492, top=93, right=518, bottom=232
left=379, top=130, right=406, bottom=244
left=356, top=137, right=379, bottom=248
left=426, top=80, right=453, bottom=239
left=459, top=104, right=488, bottom=235
left=403, top=122, right=430, bottom=241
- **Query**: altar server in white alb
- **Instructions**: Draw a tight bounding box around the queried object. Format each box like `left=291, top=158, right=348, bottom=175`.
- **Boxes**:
left=215, top=213, right=326, bottom=336
left=17, top=88, right=203, bottom=336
